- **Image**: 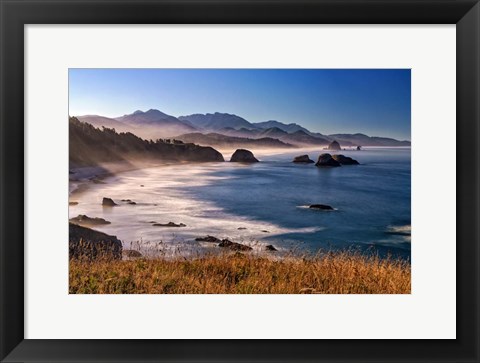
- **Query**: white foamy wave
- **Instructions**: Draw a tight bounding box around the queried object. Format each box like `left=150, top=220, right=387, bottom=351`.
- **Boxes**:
left=69, top=164, right=325, bottom=251
left=386, top=225, right=411, bottom=236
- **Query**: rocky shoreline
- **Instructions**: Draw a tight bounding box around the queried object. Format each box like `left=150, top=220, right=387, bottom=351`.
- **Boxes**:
left=68, top=147, right=410, bottom=264
left=68, top=147, right=359, bottom=261
left=68, top=222, right=281, bottom=261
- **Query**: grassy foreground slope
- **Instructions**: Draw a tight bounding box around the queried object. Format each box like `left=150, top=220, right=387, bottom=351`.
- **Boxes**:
left=70, top=252, right=411, bottom=294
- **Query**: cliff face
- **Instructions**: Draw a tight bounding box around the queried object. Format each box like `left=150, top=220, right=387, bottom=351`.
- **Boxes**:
left=69, top=117, right=224, bottom=167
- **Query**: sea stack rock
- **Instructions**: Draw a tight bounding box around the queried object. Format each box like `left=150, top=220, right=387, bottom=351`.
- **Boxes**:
left=327, top=140, right=341, bottom=151
left=315, top=153, right=341, bottom=167
left=230, top=149, right=259, bottom=162
left=293, top=155, right=314, bottom=163
left=332, top=154, right=359, bottom=165
left=102, top=197, right=117, bottom=206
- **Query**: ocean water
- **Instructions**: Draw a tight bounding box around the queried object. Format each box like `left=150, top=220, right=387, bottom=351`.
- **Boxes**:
left=69, top=147, right=411, bottom=259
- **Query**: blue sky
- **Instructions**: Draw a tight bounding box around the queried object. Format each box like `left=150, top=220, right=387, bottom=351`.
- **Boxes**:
left=69, top=69, right=411, bottom=140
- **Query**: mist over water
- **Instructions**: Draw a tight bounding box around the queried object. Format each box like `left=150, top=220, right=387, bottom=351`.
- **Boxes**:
left=70, top=148, right=411, bottom=258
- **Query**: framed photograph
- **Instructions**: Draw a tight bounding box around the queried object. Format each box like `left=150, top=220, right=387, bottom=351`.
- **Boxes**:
left=1, top=0, right=479, bottom=362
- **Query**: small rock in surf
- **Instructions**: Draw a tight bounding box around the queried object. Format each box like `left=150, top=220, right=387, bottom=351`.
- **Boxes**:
left=218, top=239, right=253, bottom=251
left=69, top=214, right=111, bottom=226
left=195, top=236, right=221, bottom=243
left=293, top=155, right=314, bottom=163
left=309, top=204, right=334, bottom=210
left=152, top=222, right=186, bottom=227
left=102, top=197, right=117, bottom=207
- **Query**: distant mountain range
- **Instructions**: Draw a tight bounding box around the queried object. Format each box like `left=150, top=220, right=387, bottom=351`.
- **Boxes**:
left=76, top=115, right=132, bottom=133
left=252, top=120, right=311, bottom=134
left=78, top=109, right=196, bottom=140
left=75, top=109, right=411, bottom=148
left=178, top=112, right=253, bottom=131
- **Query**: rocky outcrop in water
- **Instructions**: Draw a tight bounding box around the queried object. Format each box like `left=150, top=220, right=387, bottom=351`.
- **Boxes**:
left=69, top=223, right=122, bottom=260
left=293, top=155, right=314, bottom=163
left=327, top=140, right=341, bottom=150
left=332, top=154, right=359, bottom=165
left=69, top=214, right=111, bottom=227
left=265, top=244, right=278, bottom=251
left=152, top=222, right=186, bottom=227
left=218, top=239, right=253, bottom=251
left=309, top=204, right=334, bottom=210
left=195, top=236, right=221, bottom=243
left=230, top=149, right=259, bottom=162
left=315, top=153, right=341, bottom=167
left=102, top=197, right=117, bottom=206
left=121, top=199, right=137, bottom=205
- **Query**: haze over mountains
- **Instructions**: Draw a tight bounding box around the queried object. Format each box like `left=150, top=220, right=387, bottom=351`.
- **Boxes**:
left=78, top=109, right=196, bottom=140
left=178, top=112, right=253, bottom=131
left=76, top=109, right=411, bottom=148
left=69, top=117, right=223, bottom=167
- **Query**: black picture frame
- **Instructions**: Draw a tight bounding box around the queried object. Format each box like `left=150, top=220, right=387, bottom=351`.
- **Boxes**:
left=1, top=0, right=479, bottom=362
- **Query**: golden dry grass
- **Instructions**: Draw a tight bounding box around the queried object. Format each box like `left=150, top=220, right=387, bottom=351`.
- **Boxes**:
left=69, top=251, right=411, bottom=294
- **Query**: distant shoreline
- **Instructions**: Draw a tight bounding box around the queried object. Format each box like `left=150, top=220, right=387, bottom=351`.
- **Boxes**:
left=68, top=145, right=411, bottom=197
left=69, top=160, right=177, bottom=196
